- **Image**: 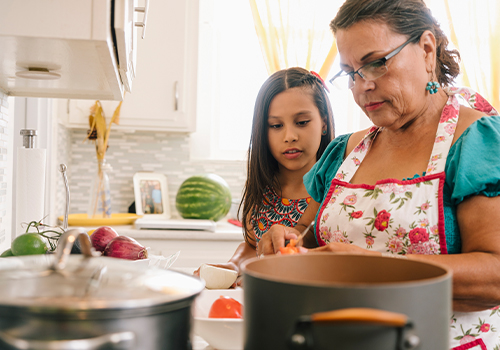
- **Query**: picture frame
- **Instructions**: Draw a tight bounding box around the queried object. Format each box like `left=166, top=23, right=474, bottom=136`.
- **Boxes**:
left=133, top=172, right=171, bottom=219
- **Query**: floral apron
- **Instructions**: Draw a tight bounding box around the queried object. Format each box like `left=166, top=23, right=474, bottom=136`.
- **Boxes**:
left=315, top=87, right=499, bottom=350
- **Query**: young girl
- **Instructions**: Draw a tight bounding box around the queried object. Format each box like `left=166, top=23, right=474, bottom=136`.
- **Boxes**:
left=194, top=67, right=334, bottom=283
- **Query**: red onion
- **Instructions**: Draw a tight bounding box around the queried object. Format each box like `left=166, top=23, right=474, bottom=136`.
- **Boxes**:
left=90, top=226, right=119, bottom=252
left=103, top=236, right=148, bottom=260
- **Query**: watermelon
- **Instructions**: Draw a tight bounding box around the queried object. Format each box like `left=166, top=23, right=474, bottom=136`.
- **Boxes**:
left=175, top=174, right=232, bottom=221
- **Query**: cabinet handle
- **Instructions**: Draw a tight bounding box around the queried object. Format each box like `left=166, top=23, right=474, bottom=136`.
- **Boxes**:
left=174, top=81, right=179, bottom=111
left=135, top=0, right=150, bottom=39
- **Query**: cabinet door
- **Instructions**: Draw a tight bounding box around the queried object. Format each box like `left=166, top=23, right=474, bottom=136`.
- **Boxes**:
left=65, top=0, right=199, bottom=132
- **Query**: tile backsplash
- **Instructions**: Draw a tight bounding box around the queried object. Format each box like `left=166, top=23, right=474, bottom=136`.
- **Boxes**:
left=0, top=92, right=8, bottom=245
left=56, top=124, right=247, bottom=219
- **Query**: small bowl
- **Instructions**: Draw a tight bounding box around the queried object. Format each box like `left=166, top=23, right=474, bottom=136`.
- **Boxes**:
left=193, top=289, right=244, bottom=350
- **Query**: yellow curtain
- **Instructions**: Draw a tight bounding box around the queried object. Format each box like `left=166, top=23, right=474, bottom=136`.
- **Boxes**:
left=249, top=0, right=500, bottom=108
left=248, top=0, right=341, bottom=79
left=441, top=0, right=500, bottom=110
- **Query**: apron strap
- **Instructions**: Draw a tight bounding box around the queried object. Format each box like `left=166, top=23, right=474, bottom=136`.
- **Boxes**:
left=333, top=126, right=380, bottom=183
left=425, top=93, right=460, bottom=175
left=445, top=86, right=498, bottom=115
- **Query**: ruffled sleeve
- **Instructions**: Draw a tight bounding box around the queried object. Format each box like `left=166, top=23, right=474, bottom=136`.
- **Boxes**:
left=445, top=116, right=500, bottom=205
left=304, top=134, right=351, bottom=203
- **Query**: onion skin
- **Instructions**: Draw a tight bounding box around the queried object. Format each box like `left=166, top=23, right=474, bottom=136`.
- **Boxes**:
left=90, top=226, right=119, bottom=252
left=103, top=236, right=148, bottom=260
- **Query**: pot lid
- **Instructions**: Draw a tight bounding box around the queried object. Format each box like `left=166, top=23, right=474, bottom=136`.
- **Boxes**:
left=0, top=229, right=204, bottom=310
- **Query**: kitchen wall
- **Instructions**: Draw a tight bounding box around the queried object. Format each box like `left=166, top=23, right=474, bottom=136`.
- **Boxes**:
left=0, top=92, right=9, bottom=250
left=55, top=124, right=247, bottom=220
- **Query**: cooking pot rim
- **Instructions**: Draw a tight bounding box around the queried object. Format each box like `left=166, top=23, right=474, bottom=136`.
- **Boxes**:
left=241, top=253, right=452, bottom=288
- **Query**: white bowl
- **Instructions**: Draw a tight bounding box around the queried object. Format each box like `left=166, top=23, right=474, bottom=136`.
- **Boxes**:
left=193, top=289, right=244, bottom=350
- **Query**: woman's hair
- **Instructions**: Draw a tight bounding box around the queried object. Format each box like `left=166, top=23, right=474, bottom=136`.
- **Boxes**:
left=240, top=67, right=335, bottom=247
left=330, top=0, right=460, bottom=86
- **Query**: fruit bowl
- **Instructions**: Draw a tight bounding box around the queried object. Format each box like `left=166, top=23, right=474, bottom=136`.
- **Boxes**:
left=193, top=288, right=244, bottom=350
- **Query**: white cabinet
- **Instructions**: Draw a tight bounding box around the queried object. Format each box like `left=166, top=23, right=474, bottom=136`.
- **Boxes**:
left=0, top=0, right=140, bottom=101
left=62, top=0, right=199, bottom=132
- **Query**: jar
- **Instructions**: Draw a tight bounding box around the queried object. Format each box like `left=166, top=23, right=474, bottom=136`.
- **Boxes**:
left=88, top=159, right=112, bottom=218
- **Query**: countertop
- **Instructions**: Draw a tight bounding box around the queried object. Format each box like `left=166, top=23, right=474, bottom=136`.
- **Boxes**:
left=70, top=219, right=244, bottom=241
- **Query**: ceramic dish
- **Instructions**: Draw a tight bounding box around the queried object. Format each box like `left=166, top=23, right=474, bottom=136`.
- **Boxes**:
left=193, top=289, right=244, bottom=350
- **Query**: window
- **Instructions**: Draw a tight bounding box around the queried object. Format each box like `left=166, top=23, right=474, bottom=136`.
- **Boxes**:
left=191, top=0, right=268, bottom=161
left=192, top=0, right=493, bottom=161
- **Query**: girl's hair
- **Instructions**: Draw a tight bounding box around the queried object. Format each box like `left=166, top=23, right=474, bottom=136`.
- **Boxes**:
left=240, top=67, right=335, bottom=247
left=330, top=0, right=460, bottom=86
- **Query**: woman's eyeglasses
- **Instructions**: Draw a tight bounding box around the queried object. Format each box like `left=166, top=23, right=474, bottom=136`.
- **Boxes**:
left=329, top=34, right=421, bottom=90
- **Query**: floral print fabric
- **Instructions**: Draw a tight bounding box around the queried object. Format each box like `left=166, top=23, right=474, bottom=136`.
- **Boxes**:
left=315, top=87, right=499, bottom=349
left=318, top=173, right=447, bottom=255
left=251, top=186, right=310, bottom=242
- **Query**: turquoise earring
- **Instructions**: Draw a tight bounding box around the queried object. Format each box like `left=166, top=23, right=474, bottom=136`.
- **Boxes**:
left=322, top=130, right=327, bottom=135
left=426, top=81, right=439, bottom=94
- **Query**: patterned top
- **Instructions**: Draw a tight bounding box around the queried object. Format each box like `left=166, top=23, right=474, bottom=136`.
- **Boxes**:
left=251, top=187, right=311, bottom=242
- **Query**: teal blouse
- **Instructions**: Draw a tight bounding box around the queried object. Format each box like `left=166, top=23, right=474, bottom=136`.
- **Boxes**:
left=304, top=116, right=500, bottom=254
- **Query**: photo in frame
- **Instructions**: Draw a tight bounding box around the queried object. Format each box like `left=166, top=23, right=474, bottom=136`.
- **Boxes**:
left=133, top=172, right=171, bottom=219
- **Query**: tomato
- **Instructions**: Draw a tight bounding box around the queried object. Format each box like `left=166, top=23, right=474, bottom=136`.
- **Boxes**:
left=279, top=239, right=300, bottom=255
left=208, top=296, right=243, bottom=318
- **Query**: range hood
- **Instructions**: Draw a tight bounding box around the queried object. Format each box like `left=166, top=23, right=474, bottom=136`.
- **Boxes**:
left=0, top=0, right=145, bottom=101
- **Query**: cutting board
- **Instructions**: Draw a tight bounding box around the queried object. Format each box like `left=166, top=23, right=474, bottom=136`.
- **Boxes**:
left=134, top=218, right=216, bottom=231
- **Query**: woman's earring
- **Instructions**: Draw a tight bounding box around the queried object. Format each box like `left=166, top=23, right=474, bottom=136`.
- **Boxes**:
left=426, top=81, right=439, bottom=94
left=322, top=130, right=327, bottom=135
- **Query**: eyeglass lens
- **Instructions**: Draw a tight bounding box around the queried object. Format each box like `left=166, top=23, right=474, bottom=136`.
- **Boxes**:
left=333, top=61, right=389, bottom=90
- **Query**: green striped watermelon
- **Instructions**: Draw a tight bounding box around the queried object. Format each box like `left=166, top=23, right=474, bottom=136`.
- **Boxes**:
left=175, top=174, right=232, bottom=221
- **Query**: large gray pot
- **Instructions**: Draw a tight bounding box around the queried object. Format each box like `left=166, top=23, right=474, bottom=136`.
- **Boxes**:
left=0, top=229, right=205, bottom=350
left=242, top=253, right=452, bottom=350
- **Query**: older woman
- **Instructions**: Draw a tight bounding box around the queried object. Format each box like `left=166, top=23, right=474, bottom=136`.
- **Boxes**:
left=258, top=0, right=500, bottom=348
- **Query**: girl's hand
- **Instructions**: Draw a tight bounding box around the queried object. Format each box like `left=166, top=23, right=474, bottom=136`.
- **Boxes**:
left=311, top=242, right=381, bottom=256
left=259, top=224, right=301, bottom=255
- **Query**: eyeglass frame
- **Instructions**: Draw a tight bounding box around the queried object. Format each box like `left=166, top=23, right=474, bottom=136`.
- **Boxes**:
left=329, top=33, right=422, bottom=89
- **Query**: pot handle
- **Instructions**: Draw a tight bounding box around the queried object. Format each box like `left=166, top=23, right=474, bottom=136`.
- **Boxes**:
left=0, top=330, right=135, bottom=350
left=288, top=307, right=420, bottom=350
left=52, top=227, right=99, bottom=271
left=311, top=307, right=408, bottom=326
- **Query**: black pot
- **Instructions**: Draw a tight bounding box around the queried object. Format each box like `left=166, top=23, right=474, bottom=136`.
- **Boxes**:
left=242, top=253, right=451, bottom=350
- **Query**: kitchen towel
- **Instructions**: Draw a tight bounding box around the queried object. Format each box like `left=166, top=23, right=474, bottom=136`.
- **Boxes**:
left=15, top=148, right=46, bottom=237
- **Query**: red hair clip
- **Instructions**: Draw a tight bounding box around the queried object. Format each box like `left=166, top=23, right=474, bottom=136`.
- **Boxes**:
left=310, top=71, right=330, bottom=93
